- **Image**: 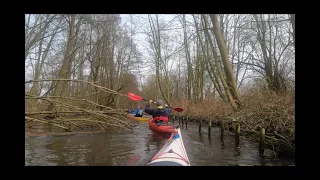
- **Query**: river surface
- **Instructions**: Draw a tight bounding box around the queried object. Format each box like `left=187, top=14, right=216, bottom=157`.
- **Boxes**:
left=25, top=121, right=295, bottom=166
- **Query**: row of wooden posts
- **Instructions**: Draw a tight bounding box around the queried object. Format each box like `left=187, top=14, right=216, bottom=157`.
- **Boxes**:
left=169, top=114, right=266, bottom=155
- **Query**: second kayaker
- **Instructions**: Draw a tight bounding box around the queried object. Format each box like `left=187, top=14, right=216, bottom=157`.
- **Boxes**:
left=145, top=100, right=169, bottom=125
left=134, top=105, right=144, bottom=117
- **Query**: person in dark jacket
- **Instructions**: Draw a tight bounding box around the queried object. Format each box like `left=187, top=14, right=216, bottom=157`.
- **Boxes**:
left=145, top=100, right=168, bottom=125
left=127, top=108, right=132, bottom=114
left=165, top=104, right=172, bottom=115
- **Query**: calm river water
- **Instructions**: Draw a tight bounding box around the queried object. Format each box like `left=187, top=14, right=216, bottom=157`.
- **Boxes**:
left=25, top=121, right=294, bottom=166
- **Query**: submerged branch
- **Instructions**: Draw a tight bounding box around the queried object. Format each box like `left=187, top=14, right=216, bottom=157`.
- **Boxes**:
left=25, top=116, right=71, bottom=131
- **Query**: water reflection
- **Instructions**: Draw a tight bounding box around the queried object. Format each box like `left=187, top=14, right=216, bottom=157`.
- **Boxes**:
left=234, top=147, right=241, bottom=156
left=25, top=122, right=294, bottom=166
left=25, top=136, right=59, bottom=166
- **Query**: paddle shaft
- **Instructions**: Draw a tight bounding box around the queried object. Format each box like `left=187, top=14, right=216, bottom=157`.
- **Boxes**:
left=127, top=92, right=183, bottom=112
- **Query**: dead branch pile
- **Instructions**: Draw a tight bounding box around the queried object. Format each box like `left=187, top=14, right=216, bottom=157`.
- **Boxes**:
left=233, top=89, right=295, bottom=153
left=172, top=89, right=295, bottom=154
left=25, top=79, right=134, bottom=133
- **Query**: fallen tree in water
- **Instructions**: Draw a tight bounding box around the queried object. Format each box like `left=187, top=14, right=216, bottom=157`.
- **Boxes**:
left=25, top=79, right=134, bottom=133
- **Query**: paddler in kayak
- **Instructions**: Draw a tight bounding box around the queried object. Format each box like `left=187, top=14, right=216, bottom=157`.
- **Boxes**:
left=145, top=100, right=169, bottom=125
left=127, top=107, right=132, bottom=114
left=133, top=104, right=144, bottom=117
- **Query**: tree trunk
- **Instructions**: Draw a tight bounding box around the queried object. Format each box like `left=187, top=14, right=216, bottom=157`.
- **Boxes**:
left=182, top=14, right=193, bottom=100
left=202, top=14, right=238, bottom=110
left=209, top=14, right=241, bottom=107
left=289, top=14, right=295, bottom=46
left=29, top=29, right=44, bottom=96
left=30, top=17, right=62, bottom=97
left=192, top=14, right=226, bottom=102
left=148, top=14, right=171, bottom=106
left=253, top=14, right=276, bottom=91
left=51, top=15, right=76, bottom=98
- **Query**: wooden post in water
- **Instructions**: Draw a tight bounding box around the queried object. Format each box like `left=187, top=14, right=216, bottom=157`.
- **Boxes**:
left=182, top=116, right=184, bottom=128
left=208, top=119, right=211, bottom=137
left=172, top=115, right=175, bottom=124
left=186, top=115, right=188, bottom=129
left=259, top=128, right=265, bottom=155
left=220, top=121, right=224, bottom=144
left=235, top=122, right=240, bottom=147
left=179, top=116, right=181, bottom=125
left=199, top=119, right=202, bottom=133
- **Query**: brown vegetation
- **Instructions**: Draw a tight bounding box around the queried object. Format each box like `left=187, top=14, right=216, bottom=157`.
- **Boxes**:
left=25, top=82, right=134, bottom=134
left=171, top=88, right=295, bottom=154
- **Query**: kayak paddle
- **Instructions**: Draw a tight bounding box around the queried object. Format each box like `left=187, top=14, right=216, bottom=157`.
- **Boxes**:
left=128, top=92, right=183, bottom=112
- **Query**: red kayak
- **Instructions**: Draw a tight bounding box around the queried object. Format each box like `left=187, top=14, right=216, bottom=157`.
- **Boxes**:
left=149, top=117, right=177, bottom=135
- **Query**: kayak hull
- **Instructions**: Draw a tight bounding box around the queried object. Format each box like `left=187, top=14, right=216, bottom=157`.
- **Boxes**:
left=127, top=115, right=151, bottom=122
left=146, top=128, right=190, bottom=166
left=149, top=119, right=177, bottom=134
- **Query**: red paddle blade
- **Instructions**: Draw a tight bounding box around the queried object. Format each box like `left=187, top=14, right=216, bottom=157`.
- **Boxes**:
left=128, top=92, right=142, bottom=101
left=173, top=108, right=183, bottom=112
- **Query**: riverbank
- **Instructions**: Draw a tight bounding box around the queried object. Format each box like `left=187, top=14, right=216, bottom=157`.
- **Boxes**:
left=170, top=89, right=295, bottom=157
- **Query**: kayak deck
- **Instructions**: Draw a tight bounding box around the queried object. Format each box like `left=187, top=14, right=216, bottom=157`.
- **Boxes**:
left=146, top=128, right=190, bottom=166
left=145, top=161, right=183, bottom=166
